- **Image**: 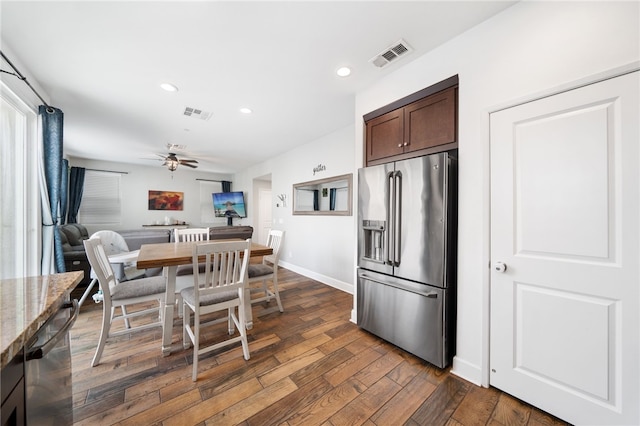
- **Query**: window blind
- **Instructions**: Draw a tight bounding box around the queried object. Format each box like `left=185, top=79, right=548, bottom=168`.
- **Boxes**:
left=78, top=170, right=121, bottom=224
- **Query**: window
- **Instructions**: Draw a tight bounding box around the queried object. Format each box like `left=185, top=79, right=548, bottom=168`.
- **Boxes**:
left=78, top=170, right=122, bottom=224
left=0, top=84, right=39, bottom=279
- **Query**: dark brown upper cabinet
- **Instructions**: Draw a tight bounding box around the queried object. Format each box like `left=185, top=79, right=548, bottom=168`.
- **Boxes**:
left=364, top=76, right=458, bottom=166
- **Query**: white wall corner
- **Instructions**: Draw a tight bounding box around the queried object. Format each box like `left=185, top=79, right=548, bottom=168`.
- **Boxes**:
left=451, top=356, right=483, bottom=387
left=279, top=260, right=354, bottom=295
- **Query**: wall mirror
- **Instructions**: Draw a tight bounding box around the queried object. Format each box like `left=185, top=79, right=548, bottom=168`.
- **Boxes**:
left=292, top=173, right=353, bottom=216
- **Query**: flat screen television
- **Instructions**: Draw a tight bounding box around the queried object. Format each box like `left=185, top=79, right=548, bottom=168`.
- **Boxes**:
left=212, top=191, right=247, bottom=218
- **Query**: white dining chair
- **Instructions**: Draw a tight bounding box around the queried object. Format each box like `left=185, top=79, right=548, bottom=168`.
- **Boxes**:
left=173, top=227, right=210, bottom=243
left=181, top=239, right=251, bottom=381
left=83, top=237, right=166, bottom=367
left=248, top=229, right=284, bottom=312
left=174, top=227, right=210, bottom=317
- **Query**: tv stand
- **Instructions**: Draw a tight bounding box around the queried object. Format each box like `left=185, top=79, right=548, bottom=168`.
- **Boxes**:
left=227, top=217, right=233, bottom=226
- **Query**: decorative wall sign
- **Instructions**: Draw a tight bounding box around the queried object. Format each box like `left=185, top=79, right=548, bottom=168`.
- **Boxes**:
left=313, top=164, right=326, bottom=175
left=148, top=190, right=184, bottom=210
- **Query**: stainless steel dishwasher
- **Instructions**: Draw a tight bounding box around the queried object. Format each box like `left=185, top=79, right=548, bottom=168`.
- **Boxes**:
left=25, top=299, right=79, bottom=425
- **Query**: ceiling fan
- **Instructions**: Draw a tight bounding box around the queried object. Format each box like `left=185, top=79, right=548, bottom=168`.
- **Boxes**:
left=157, top=152, right=199, bottom=171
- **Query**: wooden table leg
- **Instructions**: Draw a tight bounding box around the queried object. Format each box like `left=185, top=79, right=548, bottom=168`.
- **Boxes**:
left=162, top=265, right=176, bottom=356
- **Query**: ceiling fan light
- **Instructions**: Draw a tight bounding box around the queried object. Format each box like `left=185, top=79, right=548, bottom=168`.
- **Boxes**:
left=167, top=160, right=178, bottom=171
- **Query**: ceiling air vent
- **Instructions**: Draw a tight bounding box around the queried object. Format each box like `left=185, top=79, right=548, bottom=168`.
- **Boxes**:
left=183, top=107, right=212, bottom=121
left=369, top=39, right=413, bottom=68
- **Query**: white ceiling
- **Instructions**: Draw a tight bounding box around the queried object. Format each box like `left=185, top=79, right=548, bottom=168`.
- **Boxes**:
left=1, top=1, right=515, bottom=174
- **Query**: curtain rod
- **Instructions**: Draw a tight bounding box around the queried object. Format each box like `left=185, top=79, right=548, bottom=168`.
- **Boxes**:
left=195, top=178, right=228, bottom=183
left=86, top=168, right=128, bottom=175
left=0, top=50, right=53, bottom=111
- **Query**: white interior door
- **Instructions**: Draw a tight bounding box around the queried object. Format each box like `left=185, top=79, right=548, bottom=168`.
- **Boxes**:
left=258, top=188, right=272, bottom=245
left=490, top=71, right=639, bottom=425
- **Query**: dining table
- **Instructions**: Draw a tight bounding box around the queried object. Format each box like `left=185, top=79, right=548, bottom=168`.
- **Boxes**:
left=136, top=239, right=273, bottom=356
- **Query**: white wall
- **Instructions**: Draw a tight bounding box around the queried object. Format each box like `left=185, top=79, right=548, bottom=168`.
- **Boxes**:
left=234, top=124, right=356, bottom=293
left=68, top=157, right=236, bottom=235
left=355, top=1, right=639, bottom=385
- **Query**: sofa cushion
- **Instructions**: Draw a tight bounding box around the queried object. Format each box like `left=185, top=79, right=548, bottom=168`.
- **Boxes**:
left=60, top=224, right=88, bottom=247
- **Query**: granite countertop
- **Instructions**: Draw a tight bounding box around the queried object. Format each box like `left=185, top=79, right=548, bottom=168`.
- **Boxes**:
left=0, top=271, right=83, bottom=369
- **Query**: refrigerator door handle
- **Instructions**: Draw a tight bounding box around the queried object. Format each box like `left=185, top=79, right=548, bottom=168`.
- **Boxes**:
left=393, top=171, right=402, bottom=266
left=359, top=272, right=439, bottom=298
left=386, top=171, right=395, bottom=266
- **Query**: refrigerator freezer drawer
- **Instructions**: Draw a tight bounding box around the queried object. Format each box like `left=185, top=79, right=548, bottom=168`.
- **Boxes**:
left=357, top=270, right=452, bottom=368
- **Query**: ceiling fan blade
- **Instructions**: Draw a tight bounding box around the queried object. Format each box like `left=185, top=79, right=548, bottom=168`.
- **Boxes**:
left=180, top=162, right=198, bottom=169
left=179, top=159, right=198, bottom=163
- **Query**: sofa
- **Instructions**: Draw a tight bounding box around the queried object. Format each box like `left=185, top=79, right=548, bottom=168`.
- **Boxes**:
left=58, top=224, right=173, bottom=285
left=209, top=225, right=253, bottom=241
left=166, top=225, right=253, bottom=242
left=59, top=225, right=254, bottom=285
left=59, top=223, right=91, bottom=285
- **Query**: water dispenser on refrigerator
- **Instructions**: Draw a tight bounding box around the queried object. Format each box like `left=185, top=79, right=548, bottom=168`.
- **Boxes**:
left=361, top=220, right=385, bottom=263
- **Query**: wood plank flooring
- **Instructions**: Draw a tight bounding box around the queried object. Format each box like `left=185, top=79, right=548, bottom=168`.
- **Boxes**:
left=69, top=269, right=570, bottom=425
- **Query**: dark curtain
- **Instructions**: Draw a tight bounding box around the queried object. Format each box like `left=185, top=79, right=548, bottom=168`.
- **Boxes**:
left=60, top=159, right=69, bottom=224
left=67, top=166, right=85, bottom=223
left=40, top=105, right=65, bottom=273
left=313, top=190, right=319, bottom=211
left=329, top=188, right=337, bottom=211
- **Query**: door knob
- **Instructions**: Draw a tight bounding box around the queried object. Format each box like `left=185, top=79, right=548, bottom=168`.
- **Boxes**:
left=494, top=262, right=507, bottom=273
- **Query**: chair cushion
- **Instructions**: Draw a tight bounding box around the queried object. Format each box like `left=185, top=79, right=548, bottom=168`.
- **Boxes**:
left=176, top=263, right=213, bottom=276
left=180, top=287, right=239, bottom=306
left=111, top=276, right=166, bottom=300
left=248, top=264, right=273, bottom=278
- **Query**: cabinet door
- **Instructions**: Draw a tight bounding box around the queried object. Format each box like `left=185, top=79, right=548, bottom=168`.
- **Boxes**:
left=404, top=86, right=456, bottom=152
left=1, top=378, right=24, bottom=426
left=366, top=108, right=403, bottom=163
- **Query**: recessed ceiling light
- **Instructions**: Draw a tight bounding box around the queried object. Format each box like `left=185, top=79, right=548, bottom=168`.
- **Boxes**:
left=239, top=107, right=252, bottom=114
left=160, top=83, right=178, bottom=92
left=336, top=67, right=351, bottom=77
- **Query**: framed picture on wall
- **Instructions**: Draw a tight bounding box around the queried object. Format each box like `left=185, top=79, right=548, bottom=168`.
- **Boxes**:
left=148, top=190, right=184, bottom=210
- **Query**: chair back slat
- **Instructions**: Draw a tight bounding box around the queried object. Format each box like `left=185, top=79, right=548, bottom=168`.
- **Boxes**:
left=175, top=227, right=210, bottom=242
left=264, top=230, right=284, bottom=264
left=83, top=237, right=118, bottom=301
left=191, top=239, right=251, bottom=302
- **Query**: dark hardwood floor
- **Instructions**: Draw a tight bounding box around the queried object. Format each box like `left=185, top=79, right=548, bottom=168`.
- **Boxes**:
left=69, top=269, right=570, bottom=425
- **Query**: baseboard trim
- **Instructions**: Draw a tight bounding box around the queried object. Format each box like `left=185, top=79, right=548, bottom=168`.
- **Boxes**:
left=279, top=261, right=354, bottom=295
left=450, top=356, right=483, bottom=386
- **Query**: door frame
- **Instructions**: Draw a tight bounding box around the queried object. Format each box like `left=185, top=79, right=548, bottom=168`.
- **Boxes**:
left=480, top=61, right=640, bottom=387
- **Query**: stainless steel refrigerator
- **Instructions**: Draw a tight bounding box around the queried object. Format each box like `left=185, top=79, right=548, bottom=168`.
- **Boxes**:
left=357, top=151, right=457, bottom=368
